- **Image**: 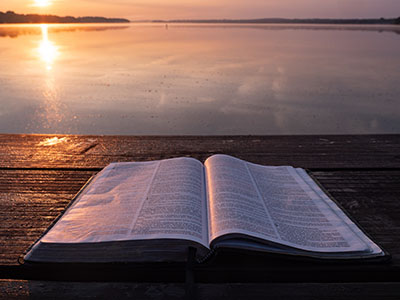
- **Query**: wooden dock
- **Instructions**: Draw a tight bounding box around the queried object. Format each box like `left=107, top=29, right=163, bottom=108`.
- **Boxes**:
left=0, top=134, right=399, bottom=299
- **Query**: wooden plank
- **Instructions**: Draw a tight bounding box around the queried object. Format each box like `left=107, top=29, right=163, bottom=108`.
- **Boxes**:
left=0, top=134, right=399, bottom=283
left=0, top=169, right=399, bottom=278
left=0, top=134, right=399, bottom=169
left=1, top=280, right=400, bottom=300
left=0, top=170, right=95, bottom=266
left=313, top=170, right=400, bottom=262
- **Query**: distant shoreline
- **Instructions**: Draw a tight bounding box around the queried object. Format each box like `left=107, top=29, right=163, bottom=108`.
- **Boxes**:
left=152, top=17, right=400, bottom=25
left=1, top=11, right=399, bottom=25
left=0, top=11, right=129, bottom=24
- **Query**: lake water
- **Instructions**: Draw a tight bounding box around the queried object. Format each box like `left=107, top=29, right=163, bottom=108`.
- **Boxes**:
left=0, top=23, right=399, bottom=135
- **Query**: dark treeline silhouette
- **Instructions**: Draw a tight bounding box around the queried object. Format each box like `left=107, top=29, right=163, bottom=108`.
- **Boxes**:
left=153, top=17, right=400, bottom=25
left=0, top=11, right=129, bottom=23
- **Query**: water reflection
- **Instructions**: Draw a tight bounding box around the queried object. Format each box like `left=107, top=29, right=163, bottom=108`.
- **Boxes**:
left=172, top=24, right=400, bottom=35
left=31, top=25, right=67, bottom=132
left=38, top=24, right=58, bottom=70
left=0, top=24, right=130, bottom=38
left=0, top=24, right=399, bottom=135
left=35, top=76, right=68, bottom=132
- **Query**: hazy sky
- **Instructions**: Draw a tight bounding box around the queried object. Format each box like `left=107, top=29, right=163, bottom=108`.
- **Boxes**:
left=1, top=0, right=400, bottom=20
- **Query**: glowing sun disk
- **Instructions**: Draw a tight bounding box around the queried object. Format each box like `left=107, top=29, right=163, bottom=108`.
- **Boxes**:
left=34, top=0, right=51, bottom=7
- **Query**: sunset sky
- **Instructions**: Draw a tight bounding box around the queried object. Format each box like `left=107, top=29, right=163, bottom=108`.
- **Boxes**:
left=1, top=0, right=399, bottom=20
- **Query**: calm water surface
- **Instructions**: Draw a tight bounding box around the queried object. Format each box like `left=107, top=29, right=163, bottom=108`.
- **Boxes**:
left=0, top=23, right=399, bottom=135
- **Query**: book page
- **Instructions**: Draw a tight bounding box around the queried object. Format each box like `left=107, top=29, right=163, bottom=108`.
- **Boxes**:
left=205, top=155, right=375, bottom=253
left=42, top=157, right=209, bottom=248
left=205, top=155, right=280, bottom=242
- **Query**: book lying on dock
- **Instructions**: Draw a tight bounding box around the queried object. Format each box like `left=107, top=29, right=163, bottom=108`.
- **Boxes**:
left=24, top=155, right=386, bottom=263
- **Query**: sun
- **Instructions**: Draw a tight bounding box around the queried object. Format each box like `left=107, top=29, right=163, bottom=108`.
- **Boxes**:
left=34, top=0, right=52, bottom=7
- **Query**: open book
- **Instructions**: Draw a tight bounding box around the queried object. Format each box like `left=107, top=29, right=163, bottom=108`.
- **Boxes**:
left=24, top=155, right=385, bottom=263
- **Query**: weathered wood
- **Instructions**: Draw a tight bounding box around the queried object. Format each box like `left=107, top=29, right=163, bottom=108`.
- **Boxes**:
left=0, top=134, right=399, bottom=285
left=0, top=170, right=95, bottom=267
left=1, top=280, right=400, bottom=300
left=314, top=170, right=400, bottom=262
left=0, top=134, right=399, bottom=169
left=1, top=169, right=399, bottom=269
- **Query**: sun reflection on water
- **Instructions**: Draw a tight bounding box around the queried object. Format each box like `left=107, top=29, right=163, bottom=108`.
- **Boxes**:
left=38, top=24, right=59, bottom=70
left=28, top=24, right=71, bottom=133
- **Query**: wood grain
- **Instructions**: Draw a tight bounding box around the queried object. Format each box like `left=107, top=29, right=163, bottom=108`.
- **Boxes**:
left=0, top=170, right=95, bottom=266
left=0, top=134, right=399, bottom=285
left=0, top=134, right=399, bottom=169
left=1, top=280, right=400, bottom=300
